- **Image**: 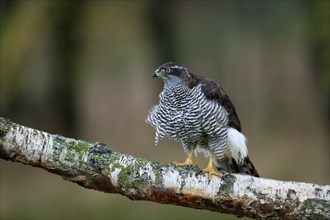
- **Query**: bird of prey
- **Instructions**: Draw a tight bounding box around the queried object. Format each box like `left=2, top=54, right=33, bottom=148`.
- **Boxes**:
left=146, top=62, right=259, bottom=179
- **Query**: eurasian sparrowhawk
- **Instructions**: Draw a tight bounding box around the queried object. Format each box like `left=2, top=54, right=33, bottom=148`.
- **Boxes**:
left=146, top=62, right=259, bottom=179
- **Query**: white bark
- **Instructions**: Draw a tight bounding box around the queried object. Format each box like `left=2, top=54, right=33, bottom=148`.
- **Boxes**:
left=0, top=117, right=329, bottom=219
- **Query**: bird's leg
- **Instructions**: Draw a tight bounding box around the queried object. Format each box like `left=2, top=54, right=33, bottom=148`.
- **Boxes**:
left=201, top=154, right=221, bottom=180
left=173, top=148, right=193, bottom=166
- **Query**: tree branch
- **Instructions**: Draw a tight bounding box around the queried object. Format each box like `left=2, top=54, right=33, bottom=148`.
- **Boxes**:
left=0, top=117, right=329, bottom=219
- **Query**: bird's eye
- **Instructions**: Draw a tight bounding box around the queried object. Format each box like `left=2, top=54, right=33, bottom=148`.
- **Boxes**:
left=165, top=68, right=171, bottom=73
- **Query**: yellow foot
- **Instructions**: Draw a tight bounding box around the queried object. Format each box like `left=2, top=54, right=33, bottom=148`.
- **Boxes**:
left=173, top=158, right=193, bottom=166
left=201, top=166, right=222, bottom=180
left=173, top=148, right=194, bottom=167
left=200, top=154, right=222, bottom=180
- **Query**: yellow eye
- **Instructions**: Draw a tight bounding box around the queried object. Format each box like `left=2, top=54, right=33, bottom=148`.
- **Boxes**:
left=165, top=68, right=171, bottom=73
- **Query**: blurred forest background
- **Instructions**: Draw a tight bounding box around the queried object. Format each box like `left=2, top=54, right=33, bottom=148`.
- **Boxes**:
left=0, top=1, right=329, bottom=219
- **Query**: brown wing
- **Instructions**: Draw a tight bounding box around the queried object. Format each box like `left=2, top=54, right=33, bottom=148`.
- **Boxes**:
left=183, top=73, right=242, bottom=131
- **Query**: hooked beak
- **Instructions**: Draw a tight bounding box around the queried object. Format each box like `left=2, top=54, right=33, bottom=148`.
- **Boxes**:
left=152, top=69, right=163, bottom=78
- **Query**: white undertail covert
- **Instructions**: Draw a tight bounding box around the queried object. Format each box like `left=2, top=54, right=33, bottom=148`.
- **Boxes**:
left=227, top=128, right=248, bottom=163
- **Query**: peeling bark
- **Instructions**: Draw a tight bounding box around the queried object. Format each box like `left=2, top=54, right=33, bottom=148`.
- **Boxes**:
left=0, top=117, right=329, bottom=219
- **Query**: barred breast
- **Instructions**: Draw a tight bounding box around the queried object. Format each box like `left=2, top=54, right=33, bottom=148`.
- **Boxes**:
left=146, top=84, right=229, bottom=159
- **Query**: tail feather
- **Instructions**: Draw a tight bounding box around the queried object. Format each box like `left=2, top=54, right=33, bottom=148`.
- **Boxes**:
left=216, top=156, right=259, bottom=177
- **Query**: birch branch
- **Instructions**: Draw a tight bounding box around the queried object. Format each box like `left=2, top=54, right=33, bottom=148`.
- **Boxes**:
left=0, top=117, right=329, bottom=219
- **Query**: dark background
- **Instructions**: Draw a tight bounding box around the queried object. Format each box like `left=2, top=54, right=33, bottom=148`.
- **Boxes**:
left=1, top=1, right=329, bottom=219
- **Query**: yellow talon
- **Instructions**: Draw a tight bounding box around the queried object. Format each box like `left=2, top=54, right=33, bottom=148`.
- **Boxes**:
left=173, top=158, right=193, bottom=166
left=201, top=154, right=222, bottom=180
left=173, top=148, right=194, bottom=166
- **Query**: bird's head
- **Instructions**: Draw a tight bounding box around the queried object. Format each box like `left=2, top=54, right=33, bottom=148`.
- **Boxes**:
left=152, top=62, right=189, bottom=84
